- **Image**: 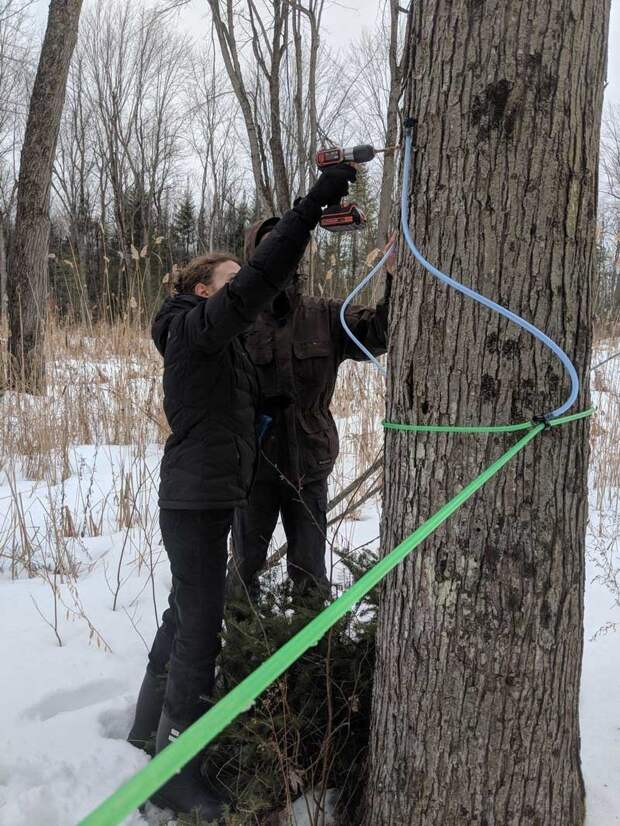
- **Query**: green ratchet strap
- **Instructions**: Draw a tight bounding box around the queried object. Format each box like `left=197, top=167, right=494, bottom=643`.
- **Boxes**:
left=77, top=408, right=593, bottom=826
left=383, top=407, right=595, bottom=434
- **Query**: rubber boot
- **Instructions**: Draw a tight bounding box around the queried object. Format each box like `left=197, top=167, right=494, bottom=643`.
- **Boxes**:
left=149, top=712, right=227, bottom=822
left=127, top=669, right=167, bottom=755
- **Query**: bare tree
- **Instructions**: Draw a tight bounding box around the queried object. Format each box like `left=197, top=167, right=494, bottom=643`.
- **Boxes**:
left=205, top=0, right=333, bottom=217
left=52, top=49, right=99, bottom=320
left=206, top=0, right=276, bottom=212
left=7, top=0, right=83, bottom=391
left=364, top=1, right=610, bottom=825
left=376, top=0, right=406, bottom=246
left=593, top=203, right=620, bottom=322
left=601, top=103, right=620, bottom=203
left=599, top=105, right=620, bottom=320
left=188, top=44, right=246, bottom=251
left=290, top=0, right=324, bottom=190
left=347, top=2, right=407, bottom=246
left=0, top=0, right=34, bottom=321
left=81, top=0, right=187, bottom=315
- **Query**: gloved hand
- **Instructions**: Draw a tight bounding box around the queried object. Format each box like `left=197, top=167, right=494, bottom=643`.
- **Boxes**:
left=307, top=163, right=357, bottom=207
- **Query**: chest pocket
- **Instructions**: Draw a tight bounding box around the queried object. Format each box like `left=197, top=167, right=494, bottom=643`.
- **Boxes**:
left=293, top=338, right=332, bottom=402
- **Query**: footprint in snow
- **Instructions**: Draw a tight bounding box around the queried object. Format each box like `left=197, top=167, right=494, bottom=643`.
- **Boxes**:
left=22, top=678, right=125, bottom=722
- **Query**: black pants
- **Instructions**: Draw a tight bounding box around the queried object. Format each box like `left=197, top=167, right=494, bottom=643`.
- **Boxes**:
left=147, top=508, right=233, bottom=724
left=229, top=469, right=329, bottom=600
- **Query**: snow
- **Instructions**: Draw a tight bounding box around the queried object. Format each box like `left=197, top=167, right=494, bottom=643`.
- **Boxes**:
left=582, top=570, right=620, bottom=825
left=0, top=358, right=619, bottom=826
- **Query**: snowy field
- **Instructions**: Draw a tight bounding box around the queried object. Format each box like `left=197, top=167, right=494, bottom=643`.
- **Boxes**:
left=0, top=345, right=618, bottom=826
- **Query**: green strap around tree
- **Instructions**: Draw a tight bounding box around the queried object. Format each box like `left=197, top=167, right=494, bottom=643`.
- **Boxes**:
left=383, top=408, right=594, bottom=433
left=77, top=409, right=594, bottom=826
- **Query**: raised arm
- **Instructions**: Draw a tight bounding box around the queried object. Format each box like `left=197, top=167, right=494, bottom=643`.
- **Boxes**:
left=185, top=166, right=356, bottom=354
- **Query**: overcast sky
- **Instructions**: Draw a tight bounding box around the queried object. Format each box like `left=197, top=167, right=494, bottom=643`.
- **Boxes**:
left=29, top=0, right=620, bottom=105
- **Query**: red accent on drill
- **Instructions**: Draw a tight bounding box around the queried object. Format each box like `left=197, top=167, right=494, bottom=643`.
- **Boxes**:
left=315, top=144, right=379, bottom=233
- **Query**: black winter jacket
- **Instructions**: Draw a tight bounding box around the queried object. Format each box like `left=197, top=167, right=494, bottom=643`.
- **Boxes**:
left=152, top=197, right=322, bottom=510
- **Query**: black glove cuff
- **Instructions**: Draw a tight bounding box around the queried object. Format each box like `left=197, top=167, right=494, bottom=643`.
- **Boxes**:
left=293, top=194, right=323, bottom=229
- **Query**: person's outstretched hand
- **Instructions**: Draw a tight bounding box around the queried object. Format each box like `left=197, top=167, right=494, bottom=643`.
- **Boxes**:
left=383, top=232, right=397, bottom=276
left=307, top=163, right=357, bottom=207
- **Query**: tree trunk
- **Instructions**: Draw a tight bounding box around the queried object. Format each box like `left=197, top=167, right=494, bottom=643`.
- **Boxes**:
left=207, top=0, right=274, bottom=213
left=305, top=5, right=320, bottom=187
left=266, top=1, right=290, bottom=213
left=7, top=0, right=83, bottom=392
left=292, top=7, right=307, bottom=193
left=0, top=215, right=7, bottom=323
left=364, top=3, right=610, bottom=825
left=376, top=0, right=405, bottom=247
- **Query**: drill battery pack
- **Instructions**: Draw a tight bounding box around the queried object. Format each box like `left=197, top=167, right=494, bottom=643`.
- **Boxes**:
left=319, top=202, right=366, bottom=233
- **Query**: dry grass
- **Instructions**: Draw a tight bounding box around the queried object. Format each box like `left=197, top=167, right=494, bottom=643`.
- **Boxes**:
left=0, top=317, right=383, bottom=593
left=1, top=318, right=618, bottom=625
left=0, top=317, right=165, bottom=616
left=0, top=318, right=165, bottom=484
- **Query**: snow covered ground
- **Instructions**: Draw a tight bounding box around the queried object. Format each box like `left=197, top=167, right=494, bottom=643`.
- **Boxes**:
left=0, top=355, right=618, bottom=826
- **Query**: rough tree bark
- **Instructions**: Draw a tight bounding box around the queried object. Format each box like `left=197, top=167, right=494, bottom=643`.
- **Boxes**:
left=364, top=2, right=610, bottom=825
left=376, top=0, right=407, bottom=247
left=7, top=0, right=83, bottom=392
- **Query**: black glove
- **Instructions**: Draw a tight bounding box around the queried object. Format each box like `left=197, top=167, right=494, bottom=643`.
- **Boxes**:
left=307, top=163, right=357, bottom=207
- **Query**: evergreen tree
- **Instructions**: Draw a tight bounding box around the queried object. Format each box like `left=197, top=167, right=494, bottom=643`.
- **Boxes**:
left=204, top=549, right=379, bottom=825
left=172, top=187, right=197, bottom=262
left=223, top=198, right=253, bottom=260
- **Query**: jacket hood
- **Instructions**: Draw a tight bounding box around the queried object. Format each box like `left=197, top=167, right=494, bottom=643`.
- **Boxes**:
left=151, top=294, right=201, bottom=356
left=244, top=216, right=281, bottom=261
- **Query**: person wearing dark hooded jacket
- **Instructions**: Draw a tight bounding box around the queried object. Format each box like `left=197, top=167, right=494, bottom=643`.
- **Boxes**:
left=126, top=163, right=356, bottom=821
left=227, top=218, right=394, bottom=604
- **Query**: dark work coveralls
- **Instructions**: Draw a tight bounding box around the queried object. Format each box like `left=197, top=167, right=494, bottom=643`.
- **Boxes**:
left=229, top=218, right=391, bottom=601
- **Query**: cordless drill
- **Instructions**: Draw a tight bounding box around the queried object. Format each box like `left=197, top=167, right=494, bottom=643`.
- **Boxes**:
left=315, top=144, right=383, bottom=233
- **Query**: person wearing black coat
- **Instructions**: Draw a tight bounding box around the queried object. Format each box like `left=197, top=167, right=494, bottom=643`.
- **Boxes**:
left=126, top=164, right=356, bottom=821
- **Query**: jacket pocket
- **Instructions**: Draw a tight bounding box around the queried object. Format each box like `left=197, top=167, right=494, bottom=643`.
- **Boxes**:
left=293, top=339, right=332, bottom=397
left=297, top=412, right=337, bottom=472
